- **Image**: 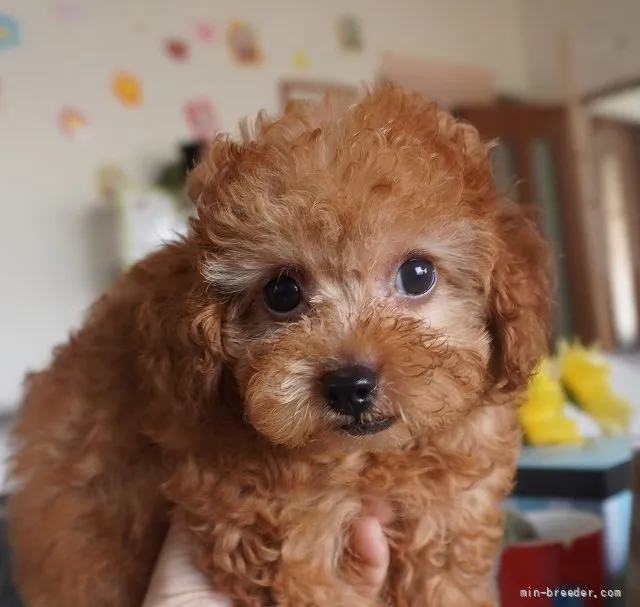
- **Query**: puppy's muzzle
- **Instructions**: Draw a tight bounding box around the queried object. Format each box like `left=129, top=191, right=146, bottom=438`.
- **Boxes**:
left=321, top=365, right=377, bottom=417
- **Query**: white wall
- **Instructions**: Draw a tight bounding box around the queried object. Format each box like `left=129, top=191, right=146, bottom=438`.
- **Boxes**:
left=521, top=0, right=640, bottom=99
left=590, top=86, right=640, bottom=124
left=0, top=0, right=529, bottom=409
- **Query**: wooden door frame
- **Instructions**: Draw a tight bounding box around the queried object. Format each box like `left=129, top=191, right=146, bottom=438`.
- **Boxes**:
left=583, top=78, right=640, bottom=348
left=591, top=118, right=640, bottom=345
left=457, top=103, right=613, bottom=347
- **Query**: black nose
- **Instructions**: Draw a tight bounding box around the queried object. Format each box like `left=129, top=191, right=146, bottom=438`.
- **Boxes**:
left=321, top=365, right=378, bottom=417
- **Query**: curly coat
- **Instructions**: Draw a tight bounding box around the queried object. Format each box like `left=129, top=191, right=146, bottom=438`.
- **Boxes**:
left=8, top=83, right=551, bottom=607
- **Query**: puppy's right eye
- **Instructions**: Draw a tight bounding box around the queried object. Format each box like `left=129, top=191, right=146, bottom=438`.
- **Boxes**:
left=263, top=275, right=302, bottom=314
left=395, top=257, right=437, bottom=296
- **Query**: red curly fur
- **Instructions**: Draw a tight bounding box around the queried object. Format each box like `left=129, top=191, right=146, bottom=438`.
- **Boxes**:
left=8, top=83, right=551, bottom=607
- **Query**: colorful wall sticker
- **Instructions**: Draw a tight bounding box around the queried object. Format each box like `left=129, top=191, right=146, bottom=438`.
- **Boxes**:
left=194, top=21, right=216, bottom=43
left=336, top=15, right=363, bottom=52
left=292, top=50, right=309, bottom=71
left=58, top=107, right=90, bottom=141
left=164, top=38, right=189, bottom=62
left=111, top=71, right=143, bottom=107
left=0, top=14, right=20, bottom=51
left=183, top=98, right=218, bottom=141
left=226, top=20, right=262, bottom=65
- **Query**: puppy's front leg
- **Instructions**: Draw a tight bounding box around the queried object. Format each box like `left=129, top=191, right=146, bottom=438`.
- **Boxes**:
left=385, top=512, right=500, bottom=607
left=387, top=481, right=506, bottom=606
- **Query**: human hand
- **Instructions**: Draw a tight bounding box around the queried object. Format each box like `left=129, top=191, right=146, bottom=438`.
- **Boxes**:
left=142, top=519, right=232, bottom=607
left=142, top=499, right=393, bottom=607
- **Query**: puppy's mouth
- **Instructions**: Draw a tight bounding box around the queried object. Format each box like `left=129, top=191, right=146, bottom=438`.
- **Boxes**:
left=341, top=416, right=395, bottom=436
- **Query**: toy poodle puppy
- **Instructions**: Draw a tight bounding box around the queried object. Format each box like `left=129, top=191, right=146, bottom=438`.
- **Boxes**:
left=7, top=83, right=551, bottom=607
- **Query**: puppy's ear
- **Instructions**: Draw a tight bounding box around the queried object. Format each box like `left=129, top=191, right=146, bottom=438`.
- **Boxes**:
left=186, top=135, right=247, bottom=208
left=134, top=243, right=223, bottom=448
left=488, top=203, right=552, bottom=393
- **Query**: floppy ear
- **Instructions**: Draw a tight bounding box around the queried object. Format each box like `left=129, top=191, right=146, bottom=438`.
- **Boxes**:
left=133, top=242, right=223, bottom=450
left=488, top=203, right=552, bottom=393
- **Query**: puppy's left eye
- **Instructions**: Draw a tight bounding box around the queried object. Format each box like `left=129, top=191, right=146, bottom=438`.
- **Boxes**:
left=395, top=258, right=437, bottom=296
left=263, top=275, right=302, bottom=314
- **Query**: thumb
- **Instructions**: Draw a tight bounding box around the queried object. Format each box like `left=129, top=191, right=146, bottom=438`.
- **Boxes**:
left=350, top=516, right=390, bottom=598
left=143, top=519, right=232, bottom=607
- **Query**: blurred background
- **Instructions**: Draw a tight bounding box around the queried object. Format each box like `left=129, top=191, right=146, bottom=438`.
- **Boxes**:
left=2, top=0, right=640, bottom=604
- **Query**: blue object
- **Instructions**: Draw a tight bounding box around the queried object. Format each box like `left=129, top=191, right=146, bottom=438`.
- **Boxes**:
left=519, top=437, right=633, bottom=471
left=552, top=586, right=585, bottom=606
left=0, top=14, right=20, bottom=52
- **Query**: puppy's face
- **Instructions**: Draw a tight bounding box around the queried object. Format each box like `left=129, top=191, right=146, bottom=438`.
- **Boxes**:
left=189, top=85, right=550, bottom=452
